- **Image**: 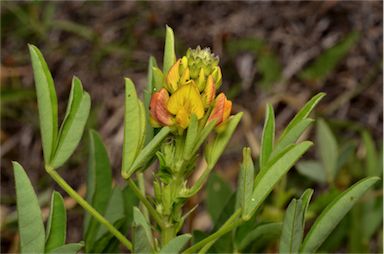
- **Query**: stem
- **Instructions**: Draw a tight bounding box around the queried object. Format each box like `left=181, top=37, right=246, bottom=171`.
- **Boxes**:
left=127, top=178, right=165, bottom=229
left=46, top=167, right=132, bottom=251
left=161, top=225, right=176, bottom=246
left=183, top=209, right=243, bottom=254
left=137, top=172, right=150, bottom=222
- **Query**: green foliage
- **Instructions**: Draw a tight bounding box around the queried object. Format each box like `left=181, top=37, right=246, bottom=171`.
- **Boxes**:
left=279, top=189, right=313, bottom=254
left=260, top=104, right=275, bottom=171
left=132, top=207, right=154, bottom=253
left=28, top=44, right=58, bottom=163
left=236, top=147, right=255, bottom=218
left=159, top=234, right=192, bottom=253
left=122, top=78, right=146, bottom=178
left=206, top=172, right=233, bottom=225
left=13, top=162, right=46, bottom=253
left=205, top=112, right=243, bottom=169
left=301, top=177, right=380, bottom=253
left=163, top=25, right=176, bottom=74
left=45, top=191, right=66, bottom=253
left=299, top=32, right=360, bottom=81
left=51, top=77, right=91, bottom=168
left=84, top=130, right=112, bottom=252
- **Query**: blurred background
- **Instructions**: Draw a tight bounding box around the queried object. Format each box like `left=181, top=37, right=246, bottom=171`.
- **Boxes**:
left=1, top=1, right=382, bottom=253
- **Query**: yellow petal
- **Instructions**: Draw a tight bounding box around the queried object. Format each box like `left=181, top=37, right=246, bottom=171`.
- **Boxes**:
left=176, top=107, right=189, bottom=129
left=202, top=75, right=216, bottom=108
left=166, top=59, right=181, bottom=93
left=167, top=83, right=204, bottom=120
left=197, top=68, right=205, bottom=91
left=180, top=67, right=190, bottom=85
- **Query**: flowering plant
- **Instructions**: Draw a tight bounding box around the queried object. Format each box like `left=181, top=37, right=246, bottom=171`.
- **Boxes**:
left=11, top=26, right=379, bottom=254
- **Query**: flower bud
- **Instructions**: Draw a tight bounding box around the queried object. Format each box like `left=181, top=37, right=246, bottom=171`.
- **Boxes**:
left=207, top=93, right=232, bottom=126
left=202, top=75, right=216, bottom=108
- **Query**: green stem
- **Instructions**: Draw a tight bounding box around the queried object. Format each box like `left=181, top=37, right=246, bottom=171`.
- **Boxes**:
left=46, top=167, right=132, bottom=251
left=161, top=225, right=176, bottom=246
left=137, top=172, right=150, bottom=222
left=183, top=209, right=243, bottom=254
left=127, top=178, right=165, bottom=229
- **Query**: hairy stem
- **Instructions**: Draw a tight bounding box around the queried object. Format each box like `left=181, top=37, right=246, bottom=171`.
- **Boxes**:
left=46, top=167, right=132, bottom=251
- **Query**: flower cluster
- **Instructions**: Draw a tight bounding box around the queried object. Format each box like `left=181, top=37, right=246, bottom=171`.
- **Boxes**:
left=150, top=47, right=232, bottom=131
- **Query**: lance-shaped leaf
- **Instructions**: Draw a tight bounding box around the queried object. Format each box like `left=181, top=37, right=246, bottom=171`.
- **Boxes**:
left=124, top=126, right=171, bottom=178
left=122, top=78, right=146, bottom=178
left=144, top=56, right=157, bottom=145
left=244, top=141, right=313, bottom=218
left=279, top=189, right=313, bottom=254
left=260, top=104, right=275, bottom=171
left=48, top=243, right=84, bottom=254
left=51, top=77, right=91, bottom=168
left=205, top=112, right=243, bottom=169
left=160, top=234, right=192, bottom=254
left=183, top=115, right=199, bottom=160
left=163, top=25, right=176, bottom=74
left=45, top=191, right=66, bottom=253
left=84, top=130, right=112, bottom=252
left=278, top=93, right=325, bottom=146
left=12, top=162, right=45, bottom=253
left=296, top=160, right=327, bottom=183
left=301, top=176, right=380, bottom=253
left=236, top=147, right=255, bottom=218
left=132, top=207, right=154, bottom=253
left=28, top=44, right=58, bottom=164
left=316, top=119, right=338, bottom=183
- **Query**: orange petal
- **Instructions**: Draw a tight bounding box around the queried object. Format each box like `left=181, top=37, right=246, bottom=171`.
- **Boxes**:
left=222, top=99, right=232, bottom=122
left=166, top=59, right=181, bottom=93
left=208, top=93, right=226, bottom=125
left=150, top=89, right=173, bottom=126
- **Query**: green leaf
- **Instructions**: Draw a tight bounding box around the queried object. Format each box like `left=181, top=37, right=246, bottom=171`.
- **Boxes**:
left=245, top=141, right=313, bottom=218
left=279, top=93, right=325, bottom=144
left=132, top=207, right=154, bottom=253
left=191, top=120, right=216, bottom=155
left=238, top=223, right=282, bottom=251
left=362, top=131, right=380, bottom=177
left=152, top=67, right=166, bottom=91
left=84, top=130, right=112, bottom=252
left=301, top=176, right=380, bottom=253
left=279, top=190, right=312, bottom=254
left=48, top=243, right=84, bottom=254
left=126, top=126, right=171, bottom=177
left=144, top=56, right=157, bottom=145
left=95, top=187, right=125, bottom=238
left=122, top=184, right=139, bottom=227
left=296, top=160, right=327, bottom=183
left=206, top=112, right=243, bottom=169
left=45, top=191, right=66, bottom=253
left=28, top=44, right=58, bottom=163
left=205, top=172, right=233, bottom=225
left=51, top=77, right=91, bottom=168
left=92, top=219, right=125, bottom=253
left=12, top=161, right=45, bottom=253
left=316, top=119, right=338, bottom=183
left=122, top=78, right=146, bottom=178
left=183, top=115, right=198, bottom=160
left=273, top=118, right=314, bottom=156
left=279, top=198, right=303, bottom=254
left=236, top=147, right=255, bottom=218
left=299, top=32, right=360, bottom=81
left=163, top=25, right=176, bottom=74
left=160, top=234, right=192, bottom=253
left=260, top=104, right=275, bottom=170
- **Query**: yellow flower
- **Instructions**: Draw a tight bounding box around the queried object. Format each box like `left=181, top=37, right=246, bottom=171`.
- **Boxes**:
left=167, top=82, right=204, bottom=129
